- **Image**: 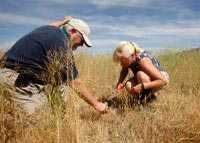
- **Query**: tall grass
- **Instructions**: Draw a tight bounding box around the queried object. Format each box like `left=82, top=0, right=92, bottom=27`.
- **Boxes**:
left=0, top=49, right=200, bottom=143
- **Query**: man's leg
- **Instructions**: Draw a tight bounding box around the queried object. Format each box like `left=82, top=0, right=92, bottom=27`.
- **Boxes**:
left=0, top=68, right=47, bottom=114
left=11, top=84, right=46, bottom=114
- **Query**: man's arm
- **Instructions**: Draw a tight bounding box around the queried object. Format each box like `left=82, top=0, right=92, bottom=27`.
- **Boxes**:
left=48, top=16, right=73, bottom=27
left=69, top=78, right=107, bottom=113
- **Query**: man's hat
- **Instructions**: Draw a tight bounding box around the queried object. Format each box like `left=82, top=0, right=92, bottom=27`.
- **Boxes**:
left=66, top=19, right=92, bottom=47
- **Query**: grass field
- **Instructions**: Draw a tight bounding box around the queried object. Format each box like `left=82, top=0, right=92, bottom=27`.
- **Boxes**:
left=0, top=48, right=200, bottom=143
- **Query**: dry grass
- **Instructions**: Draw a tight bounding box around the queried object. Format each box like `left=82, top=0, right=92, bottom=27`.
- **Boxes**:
left=0, top=49, right=200, bottom=143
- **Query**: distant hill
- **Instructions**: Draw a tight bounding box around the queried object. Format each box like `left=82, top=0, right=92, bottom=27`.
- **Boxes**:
left=178, top=48, right=200, bottom=55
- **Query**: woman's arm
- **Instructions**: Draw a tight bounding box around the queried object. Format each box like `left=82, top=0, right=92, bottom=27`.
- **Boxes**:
left=139, top=57, right=168, bottom=90
left=114, top=68, right=129, bottom=92
left=116, top=68, right=128, bottom=86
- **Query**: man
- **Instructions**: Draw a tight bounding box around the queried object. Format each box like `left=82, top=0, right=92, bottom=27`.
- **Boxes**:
left=0, top=17, right=107, bottom=114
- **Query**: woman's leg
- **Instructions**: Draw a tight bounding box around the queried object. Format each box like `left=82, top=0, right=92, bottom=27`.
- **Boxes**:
left=136, top=71, right=157, bottom=102
left=136, top=71, right=163, bottom=100
left=125, top=71, right=151, bottom=93
left=136, top=71, right=151, bottom=83
left=125, top=77, right=136, bottom=93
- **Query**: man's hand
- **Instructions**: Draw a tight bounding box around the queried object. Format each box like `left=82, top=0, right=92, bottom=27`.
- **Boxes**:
left=70, top=78, right=109, bottom=114
left=63, top=16, right=74, bottom=24
left=48, top=16, right=73, bottom=27
left=94, top=102, right=108, bottom=114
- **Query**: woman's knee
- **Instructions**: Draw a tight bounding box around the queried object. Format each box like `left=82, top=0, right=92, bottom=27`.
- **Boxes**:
left=136, top=71, right=151, bottom=82
left=125, top=81, right=132, bottom=92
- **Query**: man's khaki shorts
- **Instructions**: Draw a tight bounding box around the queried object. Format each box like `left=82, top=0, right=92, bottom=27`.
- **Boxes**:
left=0, top=68, right=68, bottom=114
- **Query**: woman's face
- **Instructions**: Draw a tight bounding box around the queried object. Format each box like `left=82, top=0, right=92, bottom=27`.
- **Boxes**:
left=120, top=54, right=136, bottom=68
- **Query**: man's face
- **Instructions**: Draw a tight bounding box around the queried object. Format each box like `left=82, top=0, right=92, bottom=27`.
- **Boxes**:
left=70, top=31, right=84, bottom=50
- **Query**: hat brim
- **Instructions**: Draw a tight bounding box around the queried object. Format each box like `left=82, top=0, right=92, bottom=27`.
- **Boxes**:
left=82, top=34, right=92, bottom=47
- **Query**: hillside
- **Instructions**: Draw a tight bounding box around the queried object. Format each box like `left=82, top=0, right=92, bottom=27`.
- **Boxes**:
left=0, top=48, right=200, bottom=143
left=179, top=47, right=200, bottom=54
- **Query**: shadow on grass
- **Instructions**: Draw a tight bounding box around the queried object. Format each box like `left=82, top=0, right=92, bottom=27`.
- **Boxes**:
left=99, top=90, right=157, bottom=110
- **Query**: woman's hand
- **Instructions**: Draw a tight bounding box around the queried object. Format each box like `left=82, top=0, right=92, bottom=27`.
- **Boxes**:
left=131, top=83, right=144, bottom=94
left=115, top=83, right=125, bottom=93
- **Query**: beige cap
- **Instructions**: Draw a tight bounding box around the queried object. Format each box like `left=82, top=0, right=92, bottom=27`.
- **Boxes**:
left=66, top=18, right=92, bottom=47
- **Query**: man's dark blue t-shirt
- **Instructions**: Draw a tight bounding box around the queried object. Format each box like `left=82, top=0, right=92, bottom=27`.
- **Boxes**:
left=4, top=25, right=78, bottom=84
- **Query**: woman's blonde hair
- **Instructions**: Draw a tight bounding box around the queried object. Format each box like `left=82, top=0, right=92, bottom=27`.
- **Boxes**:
left=113, top=41, right=141, bottom=63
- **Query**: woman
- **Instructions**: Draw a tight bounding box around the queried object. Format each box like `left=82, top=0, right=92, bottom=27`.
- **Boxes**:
left=113, top=41, right=169, bottom=102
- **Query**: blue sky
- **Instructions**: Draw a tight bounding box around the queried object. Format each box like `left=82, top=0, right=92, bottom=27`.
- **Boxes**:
left=0, top=0, right=200, bottom=54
